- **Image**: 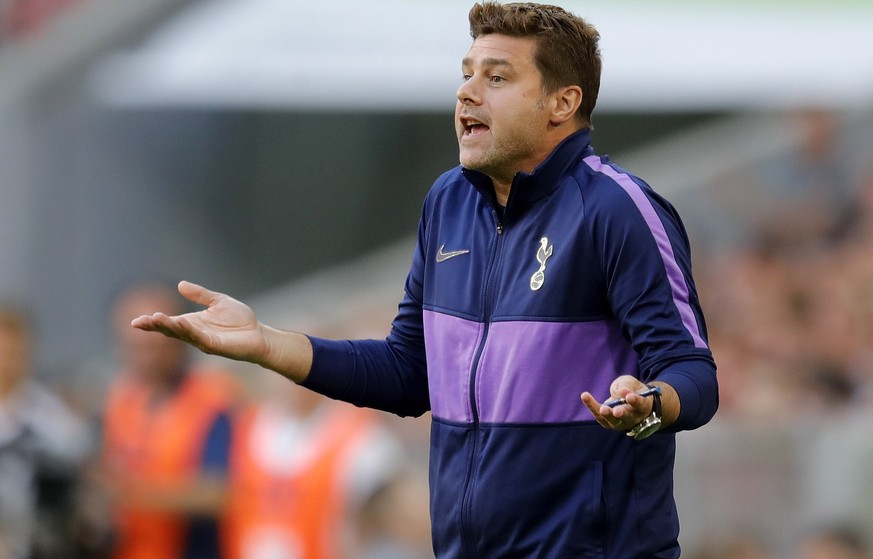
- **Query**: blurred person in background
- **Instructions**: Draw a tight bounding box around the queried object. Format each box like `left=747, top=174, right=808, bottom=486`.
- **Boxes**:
left=0, top=305, right=91, bottom=559
left=97, top=283, right=241, bottom=559
left=829, top=167, right=873, bottom=403
left=0, top=0, right=80, bottom=41
left=359, top=469, right=433, bottom=559
left=686, top=535, right=776, bottom=559
left=691, top=108, right=857, bottom=253
left=224, top=372, right=417, bottom=559
left=131, top=2, right=718, bottom=557
left=795, top=525, right=872, bottom=559
left=750, top=108, right=857, bottom=249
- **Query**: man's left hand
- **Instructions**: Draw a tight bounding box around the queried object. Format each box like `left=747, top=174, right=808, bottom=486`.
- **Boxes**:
left=580, top=375, right=654, bottom=433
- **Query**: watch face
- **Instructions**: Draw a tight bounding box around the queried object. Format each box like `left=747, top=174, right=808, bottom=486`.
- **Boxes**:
left=632, top=416, right=662, bottom=441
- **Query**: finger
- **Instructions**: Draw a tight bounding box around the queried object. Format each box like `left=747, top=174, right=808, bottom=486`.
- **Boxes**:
left=177, top=281, right=223, bottom=308
left=582, top=392, right=621, bottom=430
left=130, top=315, right=152, bottom=329
left=137, top=313, right=215, bottom=353
left=130, top=313, right=172, bottom=331
left=605, top=403, right=628, bottom=419
left=623, top=390, right=655, bottom=418
left=129, top=312, right=180, bottom=336
left=623, top=391, right=642, bottom=409
left=171, top=314, right=221, bottom=353
left=580, top=392, right=602, bottom=416
left=582, top=392, right=620, bottom=420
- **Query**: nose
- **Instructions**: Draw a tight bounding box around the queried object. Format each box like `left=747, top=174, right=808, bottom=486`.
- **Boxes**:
left=456, top=76, right=480, bottom=105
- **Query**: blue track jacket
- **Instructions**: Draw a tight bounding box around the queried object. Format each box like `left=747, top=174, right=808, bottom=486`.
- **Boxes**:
left=303, top=129, right=718, bottom=558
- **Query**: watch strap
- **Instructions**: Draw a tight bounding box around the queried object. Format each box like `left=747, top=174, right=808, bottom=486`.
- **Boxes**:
left=627, top=384, right=662, bottom=441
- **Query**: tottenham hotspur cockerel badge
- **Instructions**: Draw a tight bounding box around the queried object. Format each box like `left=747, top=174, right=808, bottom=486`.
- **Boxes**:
left=530, top=237, right=553, bottom=291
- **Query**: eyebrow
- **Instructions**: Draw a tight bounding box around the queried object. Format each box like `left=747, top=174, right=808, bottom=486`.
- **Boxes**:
left=461, top=57, right=515, bottom=71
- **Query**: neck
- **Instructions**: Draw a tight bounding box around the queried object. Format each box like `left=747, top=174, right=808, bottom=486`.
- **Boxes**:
left=491, top=126, right=583, bottom=208
left=493, top=180, right=511, bottom=206
left=148, top=366, right=187, bottom=398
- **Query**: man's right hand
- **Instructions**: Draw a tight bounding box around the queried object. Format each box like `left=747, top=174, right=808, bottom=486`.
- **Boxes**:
left=130, top=281, right=312, bottom=382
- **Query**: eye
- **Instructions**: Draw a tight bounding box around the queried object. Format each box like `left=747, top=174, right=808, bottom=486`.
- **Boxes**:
left=490, top=75, right=505, bottom=84
left=461, top=74, right=472, bottom=82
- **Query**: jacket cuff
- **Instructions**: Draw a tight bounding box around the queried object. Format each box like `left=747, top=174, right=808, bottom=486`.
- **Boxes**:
left=300, top=336, right=355, bottom=399
left=655, top=358, right=718, bottom=432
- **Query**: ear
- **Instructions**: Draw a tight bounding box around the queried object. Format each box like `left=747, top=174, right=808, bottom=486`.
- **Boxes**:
left=549, top=85, right=583, bottom=126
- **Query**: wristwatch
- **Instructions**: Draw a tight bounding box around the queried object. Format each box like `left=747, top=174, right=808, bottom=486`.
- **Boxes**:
left=626, top=384, right=662, bottom=441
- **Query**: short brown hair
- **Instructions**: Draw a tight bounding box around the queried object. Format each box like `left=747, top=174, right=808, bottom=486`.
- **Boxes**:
left=468, top=2, right=601, bottom=128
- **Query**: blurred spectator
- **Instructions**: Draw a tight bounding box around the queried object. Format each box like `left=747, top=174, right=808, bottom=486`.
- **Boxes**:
left=0, top=0, right=80, bottom=41
left=97, top=283, right=241, bottom=559
left=698, top=108, right=857, bottom=252
left=0, top=305, right=91, bottom=559
left=359, top=468, right=433, bottom=559
left=224, top=373, right=423, bottom=559
left=795, top=525, right=872, bottom=559
left=686, top=534, right=776, bottom=559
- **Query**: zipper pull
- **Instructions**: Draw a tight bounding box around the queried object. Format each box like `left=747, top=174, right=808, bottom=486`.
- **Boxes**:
left=491, top=207, right=505, bottom=235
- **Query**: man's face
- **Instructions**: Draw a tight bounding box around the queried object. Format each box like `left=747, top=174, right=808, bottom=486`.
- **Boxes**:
left=113, top=289, right=187, bottom=383
left=455, top=34, right=552, bottom=184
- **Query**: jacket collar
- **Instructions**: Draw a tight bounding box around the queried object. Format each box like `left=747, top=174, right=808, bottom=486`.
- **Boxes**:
left=461, top=128, right=594, bottom=220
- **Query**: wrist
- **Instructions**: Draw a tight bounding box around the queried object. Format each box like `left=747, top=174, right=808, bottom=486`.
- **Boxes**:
left=258, top=325, right=313, bottom=383
left=626, top=384, right=662, bottom=441
left=649, top=380, right=680, bottom=429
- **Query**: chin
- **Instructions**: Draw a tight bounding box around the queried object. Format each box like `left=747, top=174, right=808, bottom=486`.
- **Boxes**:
left=459, top=150, right=485, bottom=171
left=460, top=160, right=484, bottom=173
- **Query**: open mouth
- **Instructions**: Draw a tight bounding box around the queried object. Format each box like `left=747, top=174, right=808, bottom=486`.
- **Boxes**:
left=460, top=116, right=490, bottom=136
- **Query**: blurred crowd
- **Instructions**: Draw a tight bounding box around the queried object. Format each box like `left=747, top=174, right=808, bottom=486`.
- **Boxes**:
left=692, top=526, right=873, bottom=559
left=0, top=283, right=433, bottom=559
left=3, top=107, right=873, bottom=559
left=690, top=108, right=873, bottom=423
left=678, top=107, right=873, bottom=558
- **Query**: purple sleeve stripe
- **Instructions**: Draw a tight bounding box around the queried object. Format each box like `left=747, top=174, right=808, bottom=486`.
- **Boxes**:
left=583, top=155, right=708, bottom=349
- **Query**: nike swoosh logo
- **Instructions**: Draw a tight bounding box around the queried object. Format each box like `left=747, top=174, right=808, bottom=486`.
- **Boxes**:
left=435, top=245, right=471, bottom=263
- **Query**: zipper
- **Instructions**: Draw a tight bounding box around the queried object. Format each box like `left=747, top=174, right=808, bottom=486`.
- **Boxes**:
left=458, top=208, right=506, bottom=558
left=468, top=213, right=504, bottom=422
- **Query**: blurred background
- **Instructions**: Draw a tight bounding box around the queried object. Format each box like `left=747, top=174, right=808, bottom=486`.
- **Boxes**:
left=1, top=0, right=873, bottom=558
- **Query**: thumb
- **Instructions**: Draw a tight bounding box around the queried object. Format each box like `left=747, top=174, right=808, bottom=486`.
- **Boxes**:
left=177, top=280, right=223, bottom=308
left=610, top=375, right=645, bottom=397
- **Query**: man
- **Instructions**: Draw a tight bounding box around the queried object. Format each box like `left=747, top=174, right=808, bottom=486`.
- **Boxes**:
left=797, top=525, right=872, bottom=559
left=133, top=2, right=718, bottom=557
left=0, top=306, right=91, bottom=559
left=101, top=284, right=240, bottom=559
left=224, top=374, right=407, bottom=559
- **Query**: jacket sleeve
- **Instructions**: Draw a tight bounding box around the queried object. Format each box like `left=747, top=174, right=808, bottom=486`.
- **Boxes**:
left=655, top=357, right=718, bottom=432
left=588, top=168, right=718, bottom=431
left=301, top=217, right=430, bottom=418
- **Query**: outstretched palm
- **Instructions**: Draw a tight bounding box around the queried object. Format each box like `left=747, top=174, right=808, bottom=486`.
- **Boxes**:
left=131, top=281, right=267, bottom=364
